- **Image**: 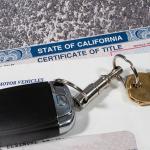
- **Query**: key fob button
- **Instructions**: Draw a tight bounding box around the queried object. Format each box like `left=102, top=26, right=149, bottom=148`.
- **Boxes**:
left=56, top=95, right=70, bottom=116
left=56, top=95, right=68, bottom=107
left=0, top=82, right=75, bottom=147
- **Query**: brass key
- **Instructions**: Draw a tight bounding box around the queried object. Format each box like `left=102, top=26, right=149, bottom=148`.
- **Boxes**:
left=126, top=72, right=150, bottom=106
left=113, top=54, right=150, bottom=106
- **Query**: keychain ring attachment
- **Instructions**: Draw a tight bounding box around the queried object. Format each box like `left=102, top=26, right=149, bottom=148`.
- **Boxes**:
left=54, top=79, right=87, bottom=100
left=113, top=54, right=139, bottom=86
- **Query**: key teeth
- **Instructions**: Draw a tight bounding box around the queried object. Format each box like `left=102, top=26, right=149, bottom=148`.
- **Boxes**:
left=138, top=101, right=150, bottom=106
left=130, top=97, right=150, bottom=106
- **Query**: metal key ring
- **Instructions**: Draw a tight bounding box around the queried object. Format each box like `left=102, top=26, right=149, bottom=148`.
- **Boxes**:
left=54, top=79, right=87, bottom=100
left=113, top=54, right=139, bottom=85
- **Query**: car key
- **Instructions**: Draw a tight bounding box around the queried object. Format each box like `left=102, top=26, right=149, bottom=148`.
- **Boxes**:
left=0, top=81, right=75, bottom=147
left=0, top=64, right=123, bottom=147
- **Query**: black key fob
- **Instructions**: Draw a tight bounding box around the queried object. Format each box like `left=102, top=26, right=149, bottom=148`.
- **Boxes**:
left=0, top=81, right=75, bottom=147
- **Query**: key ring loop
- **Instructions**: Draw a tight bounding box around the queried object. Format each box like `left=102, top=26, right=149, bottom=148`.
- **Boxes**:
left=54, top=79, right=87, bottom=100
left=113, top=54, right=139, bottom=86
